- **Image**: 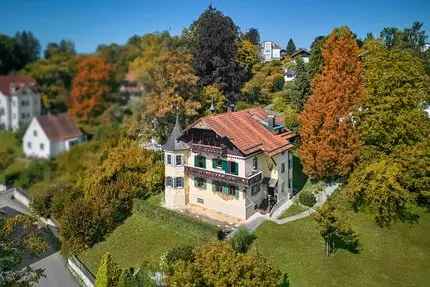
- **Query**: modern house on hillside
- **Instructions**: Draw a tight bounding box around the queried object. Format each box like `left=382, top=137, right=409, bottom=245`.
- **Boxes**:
left=23, top=114, right=84, bottom=159
left=284, top=49, right=311, bottom=82
left=0, top=75, right=41, bottom=131
left=163, top=107, right=295, bottom=223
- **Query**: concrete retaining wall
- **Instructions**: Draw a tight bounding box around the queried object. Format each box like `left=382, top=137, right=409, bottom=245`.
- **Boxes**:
left=67, top=256, right=95, bottom=287
left=11, top=188, right=57, bottom=227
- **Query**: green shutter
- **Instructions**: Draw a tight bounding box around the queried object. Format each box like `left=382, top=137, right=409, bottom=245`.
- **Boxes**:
left=202, top=156, right=206, bottom=168
left=222, top=160, right=228, bottom=172
left=194, top=155, right=198, bottom=167
left=232, top=162, right=238, bottom=175
left=222, top=185, right=229, bottom=194
left=212, top=159, right=217, bottom=169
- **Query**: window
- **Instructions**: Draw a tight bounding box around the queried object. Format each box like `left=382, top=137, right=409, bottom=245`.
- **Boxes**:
left=197, top=198, right=204, bottom=204
left=27, top=142, right=32, bottom=149
left=40, top=143, right=44, bottom=150
left=227, top=161, right=238, bottom=175
left=165, top=176, right=173, bottom=187
left=213, top=181, right=223, bottom=193
left=33, top=130, right=38, bottom=137
left=212, top=158, right=223, bottom=169
left=174, top=177, right=184, bottom=188
left=194, top=177, right=206, bottom=189
left=251, top=184, right=260, bottom=196
left=281, top=182, right=285, bottom=193
left=228, top=185, right=238, bottom=197
left=253, top=157, right=258, bottom=170
left=175, top=155, right=182, bottom=166
left=166, top=154, right=172, bottom=165
left=281, top=163, right=286, bottom=173
left=194, top=155, right=206, bottom=168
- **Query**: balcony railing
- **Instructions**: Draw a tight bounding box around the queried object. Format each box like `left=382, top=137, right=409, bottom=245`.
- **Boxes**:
left=184, top=165, right=262, bottom=187
left=190, top=143, right=226, bottom=156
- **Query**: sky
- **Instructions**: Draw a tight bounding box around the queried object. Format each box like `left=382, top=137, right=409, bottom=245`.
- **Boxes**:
left=2, top=0, right=430, bottom=53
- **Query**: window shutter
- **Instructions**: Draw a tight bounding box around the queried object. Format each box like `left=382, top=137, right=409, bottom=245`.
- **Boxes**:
left=194, top=155, right=198, bottom=167
left=222, top=160, right=228, bottom=172
left=212, top=159, right=217, bottom=169
left=202, top=157, right=206, bottom=169
left=222, top=185, right=229, bottom=194
left=232, top=162, right=238, bottom=175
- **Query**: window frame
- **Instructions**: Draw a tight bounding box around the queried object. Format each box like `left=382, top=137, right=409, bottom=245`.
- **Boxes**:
left=166, top=154, right=172, bottom=165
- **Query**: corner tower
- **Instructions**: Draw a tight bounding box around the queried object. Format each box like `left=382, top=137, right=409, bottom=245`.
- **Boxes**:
left=162, top=115, right=189, bottom=209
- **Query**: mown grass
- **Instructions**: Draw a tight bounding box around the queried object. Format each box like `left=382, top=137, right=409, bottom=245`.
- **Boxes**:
left=280, top=201, right=309, bottom=218
left=79, top=194, right=219, bottom=274
left=254, top=204, right=430, bottom=287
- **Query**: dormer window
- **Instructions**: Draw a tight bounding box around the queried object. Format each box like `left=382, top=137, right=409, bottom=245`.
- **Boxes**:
left=253, top=157, right=258, bottom=170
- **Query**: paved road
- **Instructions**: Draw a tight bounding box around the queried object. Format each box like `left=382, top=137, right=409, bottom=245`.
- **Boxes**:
left=31, top=252, right=79, bottom=287
left=0, top=190, right=80, bottom=287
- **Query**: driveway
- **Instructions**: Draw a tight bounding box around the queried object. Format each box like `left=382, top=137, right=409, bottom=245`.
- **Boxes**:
left=0, top=190, right=80, bottom=287
left=31, top=252, right=79, bottom=287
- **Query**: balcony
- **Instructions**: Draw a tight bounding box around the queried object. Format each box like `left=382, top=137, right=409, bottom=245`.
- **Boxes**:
left=184, top=165, right=262, bottom=187
left=190, top=143, right=226, bottom=156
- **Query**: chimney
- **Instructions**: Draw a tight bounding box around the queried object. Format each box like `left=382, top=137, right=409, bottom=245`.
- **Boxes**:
left=227, top=104, right=235, bottom=113
left=267, top=115, right=276, bottom=128
left=9, top=81, right=16, bottom=94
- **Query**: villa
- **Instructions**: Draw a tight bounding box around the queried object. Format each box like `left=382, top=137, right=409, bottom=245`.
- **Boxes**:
left=163, top=107, right=295, bottom=223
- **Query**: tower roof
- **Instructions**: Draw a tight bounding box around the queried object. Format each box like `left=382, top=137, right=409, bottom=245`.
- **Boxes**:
left=163, top=115, right=188, bottom=151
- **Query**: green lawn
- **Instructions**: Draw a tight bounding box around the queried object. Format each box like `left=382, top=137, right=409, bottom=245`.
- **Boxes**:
left=80, top=196, right=219, bottom=274
left=254, top=207, right=430, bottom=287
left=280, top=202, right=309, bottom=218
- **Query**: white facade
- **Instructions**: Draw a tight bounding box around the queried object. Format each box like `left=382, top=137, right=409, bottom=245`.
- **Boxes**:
left=262, top=41, right=281, bottom=62
left=23, top=117, right=83, bottom=159
left=0, top=85, right=41, bottom=131
left=164, top=147, right=293, bottom=222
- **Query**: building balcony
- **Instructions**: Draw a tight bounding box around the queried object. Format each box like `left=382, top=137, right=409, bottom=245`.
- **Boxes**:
left=190, top=143, right=226, bottom=157
left=184, top=165, right=262, bottom=187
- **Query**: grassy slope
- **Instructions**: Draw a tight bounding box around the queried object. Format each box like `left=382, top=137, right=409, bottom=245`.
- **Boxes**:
left=280, top=202, right=309, bottom=218
left=255, top=208, right=430, bottom=287
left=80, top=195, right=219, bottom=274
left=0, top=131, right=22, bottom=155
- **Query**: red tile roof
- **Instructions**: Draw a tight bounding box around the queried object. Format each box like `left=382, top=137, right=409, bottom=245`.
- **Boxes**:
left=0, top=75, right=36, bottom=96
left=188, top=107, right=295, bottom=156
left=36, top=114, right=82, bottom=141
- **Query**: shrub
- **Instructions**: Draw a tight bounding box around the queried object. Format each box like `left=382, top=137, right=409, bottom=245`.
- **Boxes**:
left=299, top=190, right=317, bottom=207
left=165, top=245, right=195, bottom=266
left=230, top=227, right=257, bottom=253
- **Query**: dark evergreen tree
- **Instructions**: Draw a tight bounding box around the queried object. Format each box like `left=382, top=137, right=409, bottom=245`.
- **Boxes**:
left=244, top=28, right=260, bottom=46
left=308, top=35, right=326, bottom=79
left=287, top=57, right=311, bottom=111
left=44, top=39, right=76, bottom=58
left=190, top=6, right=246, bottom=103
left=286, top=38, right=296, bottom=55
left=13, top=31, right=40, bottom=69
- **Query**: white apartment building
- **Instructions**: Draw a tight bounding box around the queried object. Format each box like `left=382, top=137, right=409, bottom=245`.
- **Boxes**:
left=163, top=108, right=296, bottom=223
left=0, top=75, right=41, bottom=131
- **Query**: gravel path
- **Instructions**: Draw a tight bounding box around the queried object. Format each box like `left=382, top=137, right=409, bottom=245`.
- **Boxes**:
left=231, top=183, right=340, bottom=234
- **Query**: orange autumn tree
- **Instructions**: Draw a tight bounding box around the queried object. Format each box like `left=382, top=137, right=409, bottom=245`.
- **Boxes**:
left=299, top=27, right=365, bottom=179
left=69, top=56, right=112, bottom=123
